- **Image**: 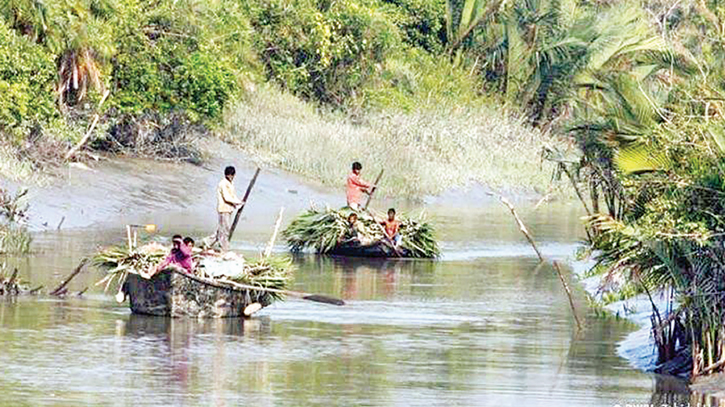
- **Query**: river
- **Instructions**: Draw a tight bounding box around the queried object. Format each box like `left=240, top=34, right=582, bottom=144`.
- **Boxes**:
left=0, top=153, right=700, bottom=406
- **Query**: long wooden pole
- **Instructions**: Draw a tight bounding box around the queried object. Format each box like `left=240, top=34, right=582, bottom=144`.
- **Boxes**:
left=229, top=167, right=261, bottom=241
left=487, top=191, right=582, bottom=331
left=363, top=169, right=384, bottom=210
left=220, top=279, right=345, bottom=306
left=264, top=207, right=285, bottom=258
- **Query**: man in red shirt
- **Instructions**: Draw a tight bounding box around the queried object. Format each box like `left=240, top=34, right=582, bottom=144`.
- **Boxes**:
left=346, top=162, right=372, bottom=210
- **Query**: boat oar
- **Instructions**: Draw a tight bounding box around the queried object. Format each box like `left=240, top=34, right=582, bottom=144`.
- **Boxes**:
left=363, top=168, right=384, bottom=210
left=229, top=167, right=261, bottom=241
left=220, top=279, right=345, bottom=306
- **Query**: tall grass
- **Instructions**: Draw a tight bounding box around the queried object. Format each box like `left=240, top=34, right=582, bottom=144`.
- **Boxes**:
left=221, top=86, right=554, bottom=197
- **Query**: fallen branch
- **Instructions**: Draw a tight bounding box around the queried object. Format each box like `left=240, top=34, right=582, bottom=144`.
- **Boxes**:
left=64, top=90, right=110, bottom=161
left=486, top=192, right=544, bottom=262
left=50, top=258, right=88, bottom=296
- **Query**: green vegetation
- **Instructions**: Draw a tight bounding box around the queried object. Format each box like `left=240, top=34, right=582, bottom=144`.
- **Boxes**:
left=536, top=0, right=725, bottom=378
left=221, top=85, right=549, bottom=195
left=0, top=188, right=31, bottom=254
left=6, top=0, right=725, bottom=377
left=94, top=244, right=294, bottom=300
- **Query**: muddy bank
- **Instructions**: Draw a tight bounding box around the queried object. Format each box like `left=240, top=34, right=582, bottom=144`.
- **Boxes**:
left=1, top=138, right=549, bottom=237
left=2, top=139, right=337, bottom=236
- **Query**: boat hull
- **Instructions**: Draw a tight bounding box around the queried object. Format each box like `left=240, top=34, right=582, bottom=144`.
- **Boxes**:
left=125, top=270, right=272, bottom=318
left=327, top=241, right=411, bottom=258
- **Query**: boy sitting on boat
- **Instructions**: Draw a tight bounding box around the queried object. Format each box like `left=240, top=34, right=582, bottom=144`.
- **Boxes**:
left=339, top=213, right=373, bottom=246
left=380, top=208, right=402, bottom=248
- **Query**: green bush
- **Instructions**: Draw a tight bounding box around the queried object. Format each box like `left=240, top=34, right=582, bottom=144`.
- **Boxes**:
left=110, top=1, right=240, bottom=123
left=250, top=0, right=401, bottom=105
left=379, top=0, right=447, bottom=53
left=0, top=21, right=56, bottom=141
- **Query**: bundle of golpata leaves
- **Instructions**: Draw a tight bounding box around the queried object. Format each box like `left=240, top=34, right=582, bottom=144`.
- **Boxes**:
left=93, top=243, right=293, bottom=301
left=283, top=207, right=440, bottom=258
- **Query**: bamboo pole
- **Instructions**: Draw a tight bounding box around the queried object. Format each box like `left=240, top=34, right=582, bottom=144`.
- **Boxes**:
left=363, top=169, right=384, bottom=210
left=487, top=192, right=544, bottom=262
left=229, top=167, right=261, bottom=241
left=220, top=278, right=345, bottom=306
left=552, top=261, right=583, bottom=331
left=487, top=191, right=583, bottom=331
left=264, top=207, right=284, bottom=259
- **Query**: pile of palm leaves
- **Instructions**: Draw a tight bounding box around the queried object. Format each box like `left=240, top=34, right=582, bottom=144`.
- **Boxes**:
left=93, top=244, right=294, bottom=299
left=283, top=207, right=440, bottom=258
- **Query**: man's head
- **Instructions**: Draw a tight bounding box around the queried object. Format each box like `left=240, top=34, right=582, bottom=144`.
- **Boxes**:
left=352, top=161, right=362, bottom=175
left=224, top=166, right=236, bottom=181
left=347, top=213, right=358, bottom=224
left=183, top=237, right=195, bottom=248
left=387, top=208, right=396, bottom=220
left=172, top=234, right=183, bottom=249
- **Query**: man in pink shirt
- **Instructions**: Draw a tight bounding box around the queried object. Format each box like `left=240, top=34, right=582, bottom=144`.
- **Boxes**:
left=346, top=162, right=372, bottom=210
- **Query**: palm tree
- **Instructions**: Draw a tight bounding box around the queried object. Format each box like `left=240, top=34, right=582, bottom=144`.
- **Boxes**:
left=1, top=0, right=114, bottom=106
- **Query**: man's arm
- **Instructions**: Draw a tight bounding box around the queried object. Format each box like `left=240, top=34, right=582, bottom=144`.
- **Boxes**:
left=350, top=174, right=372, bottom=189
left=221, top=182, right=244, bottom=206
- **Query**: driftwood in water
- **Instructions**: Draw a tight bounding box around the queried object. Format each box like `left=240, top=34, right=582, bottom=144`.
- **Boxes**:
left=0, top=268, right=20, bottom=295
left=50, top=258, right=88, bottom=296
left=487, top=192, right=544, bottom=261
left=488, top=191, right=582, bottom=331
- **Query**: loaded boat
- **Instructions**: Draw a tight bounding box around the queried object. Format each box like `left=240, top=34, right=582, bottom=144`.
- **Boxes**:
left=95, top=244, right=293, bottom=318
left=283, top=207, right=440, bottom=259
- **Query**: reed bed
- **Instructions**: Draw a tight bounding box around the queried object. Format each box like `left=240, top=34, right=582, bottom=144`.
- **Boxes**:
left=221, top=86, right=554, bottom=198
left=93, top=244, right=294, bottom=301
left=283, top=207, right=440, bottom=258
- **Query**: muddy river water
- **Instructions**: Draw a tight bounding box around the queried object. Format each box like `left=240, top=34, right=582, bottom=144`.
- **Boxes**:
left=0, top=153, right=700, bottom=406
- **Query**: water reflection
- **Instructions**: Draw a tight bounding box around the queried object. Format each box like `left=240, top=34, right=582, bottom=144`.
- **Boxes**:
left=0, top=203, right=701, bottom=406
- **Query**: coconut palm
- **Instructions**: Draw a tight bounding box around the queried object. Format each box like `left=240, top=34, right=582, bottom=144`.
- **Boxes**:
left=1, top=0, right=114, bottom=106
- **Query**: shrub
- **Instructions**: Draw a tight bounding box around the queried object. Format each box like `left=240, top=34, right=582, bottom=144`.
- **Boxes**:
left=0, top=21, right=56, bottom=142
left=250, top=0, right=401, bottom=105
left=379, top=0, right=447, bottom=53
left=110, top=1, right=239, bottom=123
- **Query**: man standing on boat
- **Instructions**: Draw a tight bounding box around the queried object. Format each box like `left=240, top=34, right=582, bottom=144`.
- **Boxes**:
left=346, top=162, right=372, bottom=210
left=209, top=166, right=244, bottom=252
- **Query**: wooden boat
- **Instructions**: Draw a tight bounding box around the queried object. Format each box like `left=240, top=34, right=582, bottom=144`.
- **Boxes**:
left=328, top=240, right=411, bottom=258
left=124, top=268, right=273, bottom=318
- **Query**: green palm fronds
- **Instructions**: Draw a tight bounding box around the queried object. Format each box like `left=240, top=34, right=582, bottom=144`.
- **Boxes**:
left=283, top=207, right=440, bottom=258
left=94, top=245, right=294, bottom=300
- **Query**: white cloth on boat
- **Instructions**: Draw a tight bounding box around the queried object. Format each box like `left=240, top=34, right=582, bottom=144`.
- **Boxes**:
left=199, top=253, right=246, bottom=279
